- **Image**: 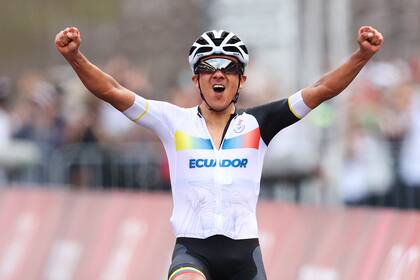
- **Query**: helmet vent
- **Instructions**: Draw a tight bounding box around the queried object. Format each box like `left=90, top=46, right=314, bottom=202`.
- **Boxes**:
left=223, top=46, right=242, bottom=56
left=189, top=46, right=197, bottom=55
left=195, top=46, right=213, bottom=54
left=212, top=38, right=224, bottom=46
left=227, top=36, right=240, bottom=44
left=206, top=32, right=215, bottom=40
left=239, top=45, right=249, bottom=54
left=196, top=37, right=208, bottom=45
left=221, top=31, right=229, bottom=39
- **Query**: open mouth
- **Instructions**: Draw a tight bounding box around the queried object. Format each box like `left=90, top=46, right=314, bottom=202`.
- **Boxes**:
left=213, top=84, right=225, bottom=93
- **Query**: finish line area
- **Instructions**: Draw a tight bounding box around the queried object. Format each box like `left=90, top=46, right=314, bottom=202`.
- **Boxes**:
left=0, top=188, right=418, bottom=279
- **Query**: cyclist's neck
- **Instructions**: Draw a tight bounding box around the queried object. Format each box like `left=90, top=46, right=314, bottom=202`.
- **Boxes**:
left=199, top=103, right=235, bottom=127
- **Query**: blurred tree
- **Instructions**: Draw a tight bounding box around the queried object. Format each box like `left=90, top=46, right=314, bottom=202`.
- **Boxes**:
left=352, top=0, right=420, bottom=59
left=0, top=0, right=118, bottom=72
left=0, top=0, right=207, bottom=98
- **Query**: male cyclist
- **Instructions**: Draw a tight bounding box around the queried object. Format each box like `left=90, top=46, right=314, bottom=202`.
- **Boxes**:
left=55, top=26, right=383, bottom=280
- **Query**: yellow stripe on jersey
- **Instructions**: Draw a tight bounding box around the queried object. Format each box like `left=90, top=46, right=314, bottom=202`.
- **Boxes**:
left=133, top=99, right=149, bottom=122
left=287, top=96, right=302, bottom=119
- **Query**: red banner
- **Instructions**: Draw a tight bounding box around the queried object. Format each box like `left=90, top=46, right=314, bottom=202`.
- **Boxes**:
left=0, top=188, right=418, bottom=279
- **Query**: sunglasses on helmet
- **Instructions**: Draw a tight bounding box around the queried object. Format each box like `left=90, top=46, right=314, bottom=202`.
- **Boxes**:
left=194, top=58, right=243, bottom=75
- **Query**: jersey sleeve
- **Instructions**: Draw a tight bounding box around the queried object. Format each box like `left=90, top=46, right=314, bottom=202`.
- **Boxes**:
left=245, top=90, right=311, bottom=146
left=122, top=94, right=172, bottom=140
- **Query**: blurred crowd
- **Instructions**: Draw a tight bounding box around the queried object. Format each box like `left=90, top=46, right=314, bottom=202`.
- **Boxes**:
left=312, top=57, right=420, bottom=210
left=1, top=55, right=420, bottom=210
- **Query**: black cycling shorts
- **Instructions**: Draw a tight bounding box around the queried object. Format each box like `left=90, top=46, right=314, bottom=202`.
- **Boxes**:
left=168, top=235, right=267, bottom=280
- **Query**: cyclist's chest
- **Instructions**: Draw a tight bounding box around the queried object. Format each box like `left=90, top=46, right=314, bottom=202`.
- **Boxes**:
left=172, top=114, right=263, bottom=178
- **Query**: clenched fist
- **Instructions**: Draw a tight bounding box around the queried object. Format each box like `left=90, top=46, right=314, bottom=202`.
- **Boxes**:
left=357, top=26, right=384, bottom=57
left=55, top=27, right=81, bottom=57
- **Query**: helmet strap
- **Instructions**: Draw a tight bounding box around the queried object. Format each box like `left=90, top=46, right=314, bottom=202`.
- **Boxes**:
left=232, top=75, right=241, bottom=103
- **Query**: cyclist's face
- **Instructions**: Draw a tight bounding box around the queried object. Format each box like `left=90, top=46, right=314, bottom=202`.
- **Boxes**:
left=192, top=56, right=247, bottom=112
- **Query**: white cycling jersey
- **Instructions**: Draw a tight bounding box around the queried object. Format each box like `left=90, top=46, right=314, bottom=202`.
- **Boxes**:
left=123, top=91, right=311, bottom=239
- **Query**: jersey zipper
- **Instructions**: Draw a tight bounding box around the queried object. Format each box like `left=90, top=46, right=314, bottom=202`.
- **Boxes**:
left=197, top=106, right=237, bottom=151
left=197, top=108, right=237, bottom=231
left=218, top=114, right=236, bottom=150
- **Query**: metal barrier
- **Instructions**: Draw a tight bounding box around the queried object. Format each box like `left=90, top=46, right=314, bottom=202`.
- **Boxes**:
left=3, top=142, right=167, bottom=191
left=2, top=140, right=420, bottom=210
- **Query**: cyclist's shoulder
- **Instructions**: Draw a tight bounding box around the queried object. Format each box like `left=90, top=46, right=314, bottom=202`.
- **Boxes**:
left=134, top=95, right=197, bottom=115
left=239, top=98, right=289, bottom=118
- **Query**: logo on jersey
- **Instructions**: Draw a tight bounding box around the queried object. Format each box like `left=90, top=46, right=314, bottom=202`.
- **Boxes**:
left=233, top=119, right=245, bottom=133
left=189, top=158, right=248, bottom=169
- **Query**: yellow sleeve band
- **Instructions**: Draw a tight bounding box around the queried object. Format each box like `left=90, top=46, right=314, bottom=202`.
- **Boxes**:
left=288, top=97, right=302, bottom=119
left=287, top=90, right=311, bottom=119
left=133, top=99, right=149, bottom=122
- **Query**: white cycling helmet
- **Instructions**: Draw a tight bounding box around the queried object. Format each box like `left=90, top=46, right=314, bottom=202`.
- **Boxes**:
left=188, top=30, right=249, bottom=73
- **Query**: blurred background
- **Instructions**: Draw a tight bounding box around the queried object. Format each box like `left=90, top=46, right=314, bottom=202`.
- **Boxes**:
left=1, top=0, right=420, bottom=209
left=1, top=0, right=420, bottom=279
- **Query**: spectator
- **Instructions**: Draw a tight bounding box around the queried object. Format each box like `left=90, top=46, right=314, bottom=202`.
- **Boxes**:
left=399, top=82, right=420, bottom=209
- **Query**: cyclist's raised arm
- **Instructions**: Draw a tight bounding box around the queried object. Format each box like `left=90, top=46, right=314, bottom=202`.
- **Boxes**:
left=55, top=26, right=135, bottom=111
left=302, top=26, right=384, bottom=109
